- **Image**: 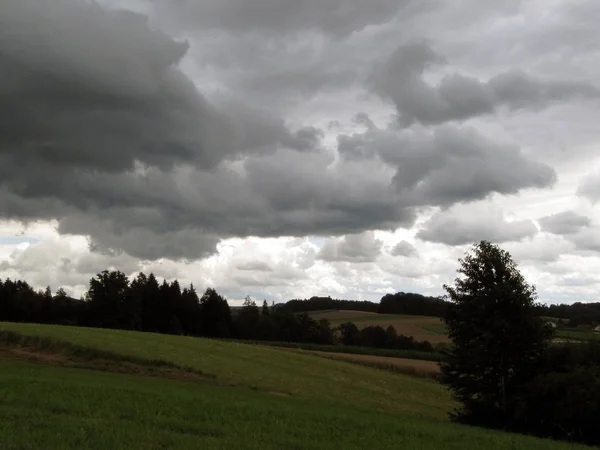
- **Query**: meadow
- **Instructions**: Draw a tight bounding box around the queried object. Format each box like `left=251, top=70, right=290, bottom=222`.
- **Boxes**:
left=0, top=322, right=592, bottom=449
left=555, top=327, right=600, bottom=342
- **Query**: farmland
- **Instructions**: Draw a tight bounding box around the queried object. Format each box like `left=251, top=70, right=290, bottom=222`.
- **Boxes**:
left=310, top=310, right=600, bottom=345
left=282, top=348, right=441, bottom=379
left=0, top=322, right=591, bottom=449
left=309, top=310, right=450, bottom=344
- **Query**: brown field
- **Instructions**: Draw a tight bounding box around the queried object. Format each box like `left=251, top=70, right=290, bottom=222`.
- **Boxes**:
left=309, top=310, right=378, bottom=321
left=280, top=348, right=441, bottom=379
left=309, top=310, right=451, bottom=344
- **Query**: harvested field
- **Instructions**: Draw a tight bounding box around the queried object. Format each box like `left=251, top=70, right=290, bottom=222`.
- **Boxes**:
left=310, top=310, right=378, bottom=321
left=309, top=311, right=451, bottom=344
left=284, top=348, right=441, bottom=379
left=350, top=319, right=449, bottom=344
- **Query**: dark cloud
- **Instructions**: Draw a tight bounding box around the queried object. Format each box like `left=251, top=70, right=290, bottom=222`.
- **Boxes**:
left=57, top=213, right=221, bottom=261
left=538, top=211, right=591, bottom=235
left=0, top=0, right=563, bottom=262
left=0, top=1, right=231, bottom=173
left=417, top=206, right=538, bottom=246
left=337, top=123, right=557, bottom=206
left=0, top=1, right=315, bottom=178
left=370, top=42, right=600, bottom=126
left=318, top=232, right=383, bottom=263
left=390, top=240, right=418, bottom=257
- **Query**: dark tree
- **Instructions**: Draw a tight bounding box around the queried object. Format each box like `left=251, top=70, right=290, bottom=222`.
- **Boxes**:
left=199, top=288, right=232, bottom=338
left=441, top=241, right=552, bottom=428
left=338, top=322, right=361, bottom=346
left=86, top=270, right=130, bottom=329
left=261, top=300, right=270, bottom=316
left=360, top=325, right=388, bottom=348
left=234, top=296, right=261, bottom=338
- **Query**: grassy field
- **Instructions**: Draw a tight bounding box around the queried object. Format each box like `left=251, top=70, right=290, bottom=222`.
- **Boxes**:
left=555, top=328, right=600, bottom=342
left=0, top=322, right=592, bottom=449
left=0, top=322, right=452, bottom=419
left=309, top=310, right=450, bottom=344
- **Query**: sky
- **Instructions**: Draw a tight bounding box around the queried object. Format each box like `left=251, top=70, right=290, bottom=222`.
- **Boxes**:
left=1, top=0, right=600, bottom=305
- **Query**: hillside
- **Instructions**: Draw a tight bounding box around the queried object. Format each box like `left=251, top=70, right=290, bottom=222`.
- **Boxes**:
left=0, top=322, right=452, bottom=418
left=0, top=322, right=590, bottom=449
left=310, top=310, right=450, bottom=344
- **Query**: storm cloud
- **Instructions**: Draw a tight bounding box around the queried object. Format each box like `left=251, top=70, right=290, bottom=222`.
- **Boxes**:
left=0, top=0, right=571, bottom=267
left=370, top=42, right=600, bottom=126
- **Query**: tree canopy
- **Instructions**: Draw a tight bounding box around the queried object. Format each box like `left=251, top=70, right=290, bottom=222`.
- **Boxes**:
left=441, top=240, right=553, bottom=427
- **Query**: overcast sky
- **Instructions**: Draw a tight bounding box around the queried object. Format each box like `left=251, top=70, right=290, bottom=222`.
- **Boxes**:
left=1, top=0, right=600, bottom=305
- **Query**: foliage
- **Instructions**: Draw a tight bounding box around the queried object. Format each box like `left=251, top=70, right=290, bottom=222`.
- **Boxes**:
left=512, top=342, right=600, bottom=446
left=536, top=301, right=600, bottom=327
left=280, top=296, right=380, bottom=313
left=441, top=241, right=553, bottom=428
left=281, top=293, right=450, bottom=318
left=379, top=292, right=448, bottom=317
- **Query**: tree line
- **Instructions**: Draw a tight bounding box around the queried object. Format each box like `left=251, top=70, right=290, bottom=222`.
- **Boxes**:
left=281, top=292, right=448, bottom=316
left=0, top=271, right=435, bottom=353
left=283, top=293, right=599, bottom=326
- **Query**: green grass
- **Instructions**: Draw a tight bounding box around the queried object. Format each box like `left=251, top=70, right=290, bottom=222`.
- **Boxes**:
left=0, top=322, right=452, bottom=419
left=0, top=361, right=589, bottom=450
left=555, top=328, right=600, bottom=342
left=0, top=322, right=593, bottom=449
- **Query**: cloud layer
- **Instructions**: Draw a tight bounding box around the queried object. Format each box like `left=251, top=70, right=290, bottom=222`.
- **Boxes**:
left=2, top=0, right=600, bottom=304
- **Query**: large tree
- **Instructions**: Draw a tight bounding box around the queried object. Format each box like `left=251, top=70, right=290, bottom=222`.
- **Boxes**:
left=441, top=241, right=552, bottom=428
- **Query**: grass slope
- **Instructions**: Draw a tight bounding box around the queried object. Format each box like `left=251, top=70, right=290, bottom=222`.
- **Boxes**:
left=0, top=322, right=592, bottom=449
left=0, top=322, right=452, bottom=419
left=0, top=361, right=587, bottom=450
